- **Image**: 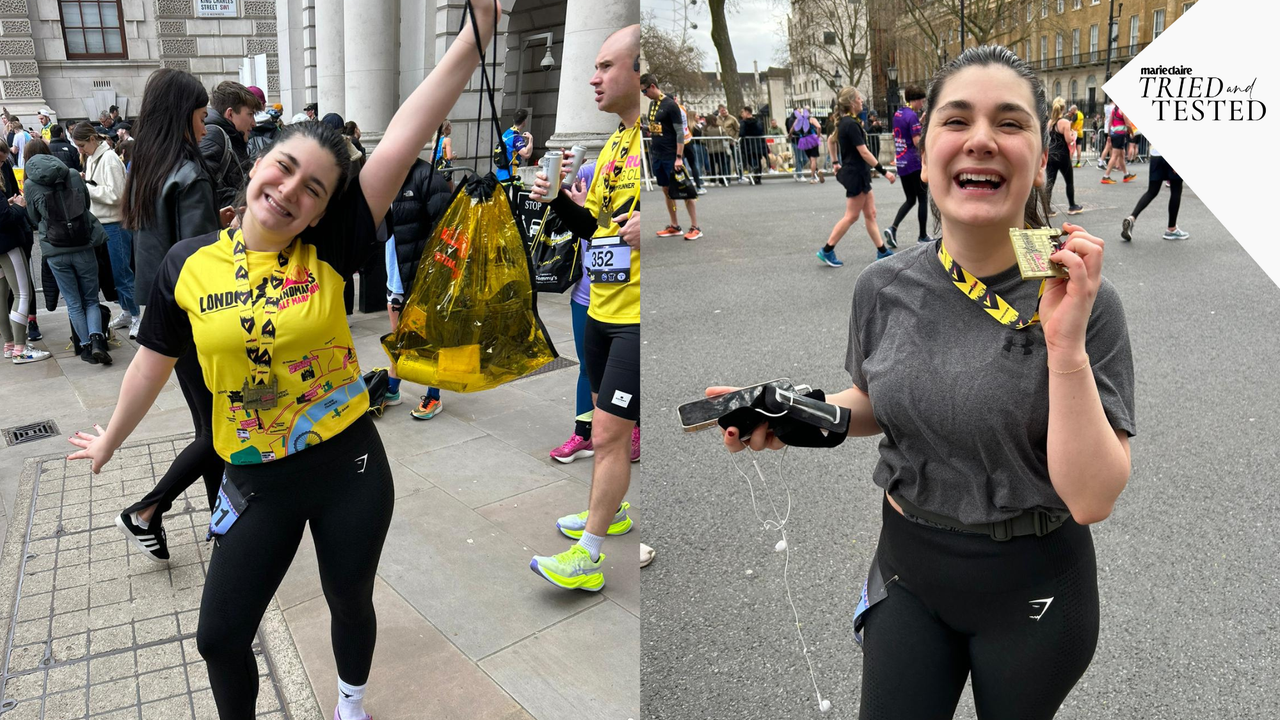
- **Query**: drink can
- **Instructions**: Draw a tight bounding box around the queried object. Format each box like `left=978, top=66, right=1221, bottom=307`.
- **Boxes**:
left=540, top=151, right=563, bottom=201
left=562, top=144, right=588, bottom=188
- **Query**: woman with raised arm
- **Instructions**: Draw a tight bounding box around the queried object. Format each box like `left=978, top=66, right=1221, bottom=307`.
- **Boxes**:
left=715, top=46, right=1134, bottom=719
left=69, top=3, right=501, bottom=717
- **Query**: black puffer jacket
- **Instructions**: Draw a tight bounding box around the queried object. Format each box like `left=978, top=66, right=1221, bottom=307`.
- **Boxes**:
left=199, top=110, right=249, bottom=209
left=0, top=160, right=31, bottom=255
left=390, top=158, right=453, bottom=293
left=48, top=138, right=82, bottom=173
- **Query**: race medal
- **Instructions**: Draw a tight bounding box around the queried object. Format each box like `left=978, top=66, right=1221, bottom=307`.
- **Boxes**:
left=1010, top=228, right=1068, bottom=280
left=241, top=377, right=279, bottom=411
left=587, top=236, right=631, bottom=284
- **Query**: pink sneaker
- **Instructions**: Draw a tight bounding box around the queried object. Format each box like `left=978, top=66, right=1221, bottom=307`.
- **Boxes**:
left=335, top=709, right=371, bottom=720
left=550, top=434, right=594, bottom=464
left=630, top=426, right=640, bottom=463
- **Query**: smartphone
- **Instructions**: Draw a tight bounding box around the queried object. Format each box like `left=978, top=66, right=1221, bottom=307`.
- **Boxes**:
left=677, top=379, right=794, bottom=432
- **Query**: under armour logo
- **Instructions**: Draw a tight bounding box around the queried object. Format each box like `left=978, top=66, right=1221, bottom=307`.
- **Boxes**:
left=1028, top=597, right=1054, bottom=621
left=1003, top=335, right=1036, bottom=355
left=355, top=454, right=368, bottom=473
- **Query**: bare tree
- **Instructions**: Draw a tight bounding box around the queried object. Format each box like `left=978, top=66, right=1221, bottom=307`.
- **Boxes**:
left=784, top=0, right=873, bottom=94
left=641, top=13, right=709, bottom=96
left=898, top=0, right=1075, bottom=73
left=707, top=0, right=745, bottom=115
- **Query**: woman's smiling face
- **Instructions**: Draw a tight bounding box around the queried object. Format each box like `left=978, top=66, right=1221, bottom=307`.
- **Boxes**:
left=921, top=64, right=1047, bottom=231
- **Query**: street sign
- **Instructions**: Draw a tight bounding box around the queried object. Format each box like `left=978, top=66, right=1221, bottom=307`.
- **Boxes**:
left=196, top=1, right=237, bottom=18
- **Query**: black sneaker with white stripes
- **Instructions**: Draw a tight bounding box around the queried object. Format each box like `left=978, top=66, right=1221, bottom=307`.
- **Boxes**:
left=115, top=512, right=169, bottom=562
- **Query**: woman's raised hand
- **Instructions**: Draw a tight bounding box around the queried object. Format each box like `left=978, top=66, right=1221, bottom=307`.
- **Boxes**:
left=1041, top=222, right=1105, bottom=355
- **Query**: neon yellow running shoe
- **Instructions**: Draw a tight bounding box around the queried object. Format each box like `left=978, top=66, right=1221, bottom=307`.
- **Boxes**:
left=529, top=545, right=605, bottom=591
left=556, top=502, right=633, bottom=540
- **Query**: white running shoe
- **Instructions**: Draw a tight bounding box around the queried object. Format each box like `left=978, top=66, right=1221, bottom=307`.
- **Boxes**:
left=12, top=347, right=51, bottom=364
left=128, top=315, right=143, bottom=339
left=108, top=312, right=132, bottom=330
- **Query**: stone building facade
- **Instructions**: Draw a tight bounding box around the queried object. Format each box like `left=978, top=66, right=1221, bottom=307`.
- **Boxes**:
left=0, top=0, right=278, bottom=125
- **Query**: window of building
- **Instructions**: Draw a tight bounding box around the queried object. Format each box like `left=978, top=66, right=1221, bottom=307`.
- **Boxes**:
left=823, top=31, right=836, bottom=45
left=1054, top=80, right=1062, bottom=98
left=1153, top=8, right=1166, bottom=38
left=1041, top=0, right=1048, bottom=18
left=1056, top=33, right=1064, bottom=63
left=1089, top=24, right=1098, bottom=61
left=1182, top=1, right=1195, bottom=12
left=1074, top=0, right=1082, bottom=8
left=1072, top=27, right=1081, bottom=58
left=1040, top=36, right=1048, bottom=64
left=1071, top=78, right=1079, bottom=99
left=1110, top=19, right=1119, bottom=49
left=1057, top=0, right=1065, bottom=13
left=1027, top=2, right=1032, bottom=22
left=59, top=0, right=127, bottom=59
left=1025, top=40, right=1031, bottom=62
left=1129, top=15, right=1139, bottom=52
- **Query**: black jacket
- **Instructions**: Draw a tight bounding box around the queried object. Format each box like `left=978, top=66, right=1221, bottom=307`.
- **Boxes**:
left=0, top=160, right=32, bottom=255
left=48, top=138, right=82, bottom=173
left=246, top=120, right=279, bottom=160
left=199, top=110, right=249, bottom=209
left=390, top=159, right=453, bottom=292
left=132, top=158, right=220, bottom=304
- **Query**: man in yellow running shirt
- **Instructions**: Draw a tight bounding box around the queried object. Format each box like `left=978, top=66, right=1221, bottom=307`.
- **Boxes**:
left=527, top=24, right=643, bottom=591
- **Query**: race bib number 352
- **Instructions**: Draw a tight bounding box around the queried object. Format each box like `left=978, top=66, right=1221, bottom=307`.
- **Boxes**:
left=587, top=236, right=632, bottom=284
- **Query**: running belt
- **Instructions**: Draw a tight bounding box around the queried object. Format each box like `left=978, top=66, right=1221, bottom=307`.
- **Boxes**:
left=890, top=493, right=1068, bottom=541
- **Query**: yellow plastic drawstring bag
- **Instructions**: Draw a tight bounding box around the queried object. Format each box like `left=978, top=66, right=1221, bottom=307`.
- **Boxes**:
left=382, top=174, right=557, bottom=392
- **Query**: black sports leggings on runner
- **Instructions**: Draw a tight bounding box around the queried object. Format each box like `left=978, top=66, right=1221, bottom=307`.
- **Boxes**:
left=1130, top=156, right=1182, bottom=228
left=891, top=171, right=929, bottom=238
left=197, top=414, right=395, bottom=719
left=859, top=498, right=1099, bottom=720
left=1044, top=153, right=1076, bottom=210
left=123, top=348, right=224, bottom=521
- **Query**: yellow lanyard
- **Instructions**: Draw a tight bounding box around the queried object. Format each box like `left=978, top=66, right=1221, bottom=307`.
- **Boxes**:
left=229, top=228, right=296, bottom=385
left=647, top=95, right=665, bottom=134
left=596, top=121, right=640, bottom=230
left=937, top=240, right=1044, bottom=330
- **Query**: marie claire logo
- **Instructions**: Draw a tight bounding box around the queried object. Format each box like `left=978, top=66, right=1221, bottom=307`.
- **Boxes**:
left=1139, top=66, right=1266, bottom=121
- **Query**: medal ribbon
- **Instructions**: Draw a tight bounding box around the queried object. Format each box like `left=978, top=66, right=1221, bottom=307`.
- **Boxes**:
left=229, top=228, right=296, bottom=386
left=937, top=240, right=1045, bottom=330
left=596, top=119, right=641, bottom=230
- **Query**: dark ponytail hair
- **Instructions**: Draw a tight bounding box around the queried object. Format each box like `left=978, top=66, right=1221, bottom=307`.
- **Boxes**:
left=919, top=45, right=1049, bottom=235
left=122, top=68, right=209, bottom=231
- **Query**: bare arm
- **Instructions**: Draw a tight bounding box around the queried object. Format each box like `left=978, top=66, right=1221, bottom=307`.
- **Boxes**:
left=857, top=144, right=878, bottom=166
left=1045, top=353, right=1131, bottom=524
left=359, top=2, right=499, bottom=228
left=67, top=347, right=179, bottom=473
left=1059, top=118, right=1077, bottom=145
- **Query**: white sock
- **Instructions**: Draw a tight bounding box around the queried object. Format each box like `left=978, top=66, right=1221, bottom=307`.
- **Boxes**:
left=132, top=512, right=150, bottom=530
left=337, top=679, right=367, bottom=720
left=577, top=531, right=605, bottom=562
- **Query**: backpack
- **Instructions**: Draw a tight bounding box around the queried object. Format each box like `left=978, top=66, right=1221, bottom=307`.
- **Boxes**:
left=44, top=178, right=90, bottom=248
left=363, top=367, right=391, bottom=417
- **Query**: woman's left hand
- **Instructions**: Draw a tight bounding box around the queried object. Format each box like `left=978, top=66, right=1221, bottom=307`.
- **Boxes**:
left=616, top=211, right=640, bottom=248
left=1040, top=223, right=1104, bottom=354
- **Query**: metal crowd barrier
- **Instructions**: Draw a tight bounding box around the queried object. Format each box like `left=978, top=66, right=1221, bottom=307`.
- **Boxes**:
left=639, top=126, right=1146, bottom=189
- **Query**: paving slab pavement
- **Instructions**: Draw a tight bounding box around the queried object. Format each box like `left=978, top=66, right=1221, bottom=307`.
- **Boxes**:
left=0, top=292, right=640, bottom=719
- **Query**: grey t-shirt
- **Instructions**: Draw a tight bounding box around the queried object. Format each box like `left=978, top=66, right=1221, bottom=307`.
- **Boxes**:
left=845, top=241, right=1136, bottom=524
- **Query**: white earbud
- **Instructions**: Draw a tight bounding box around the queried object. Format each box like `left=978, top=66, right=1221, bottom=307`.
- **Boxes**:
left=774, top=538, right=788, bottom=552
left=820, top=699, right=833, bottom=712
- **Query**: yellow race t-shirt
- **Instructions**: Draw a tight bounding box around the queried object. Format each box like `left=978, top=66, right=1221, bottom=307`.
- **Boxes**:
left=584, top=121, right=642, bottom=325
left=138, top=179, right=379, bottom=465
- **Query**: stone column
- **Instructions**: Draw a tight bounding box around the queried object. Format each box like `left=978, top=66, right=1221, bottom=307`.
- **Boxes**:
left=343, top=0, right=398, bottom=139
left=314, top=0, right=344, bottom=117
left=546, top=0, right=640, bottom=153
left=276, top=0, right=317, bottom=117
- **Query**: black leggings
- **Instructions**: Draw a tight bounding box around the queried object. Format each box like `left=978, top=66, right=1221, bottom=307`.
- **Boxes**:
left=197, top=414, right=395, bottom=719
left=891, top=171, right=929, bottom=238
left=859, top=499, right=1098, bottom=720
left=1044, top=153, right=1076, bottom=211
left=1130, top=156, right=1183, bottom=228
left=123, top=347, right=224, bottom=522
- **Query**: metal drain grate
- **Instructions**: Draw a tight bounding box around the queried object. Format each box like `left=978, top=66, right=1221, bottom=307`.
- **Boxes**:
left=2, top=421, right=59, bottom=447
left=522, top=356, right=578, bottom=379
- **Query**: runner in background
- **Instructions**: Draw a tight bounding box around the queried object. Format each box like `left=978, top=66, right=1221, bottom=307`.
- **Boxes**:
left=643, top=73, right=701, bottom=241
left=791, top=108, right=824, bottom=184
left=882, top=86, right=929, bottom=248
left=1120, top=145, right=1188, bottom=242
left=495, top=109, right=533, bottom=189
left=819, top=87, right=896, bottom=268
left=1042, top=97, right=1084, bottom=218
left=1070, top=104, right=1085, bottom=167
left=1101, top=102, right=1136, bottom=184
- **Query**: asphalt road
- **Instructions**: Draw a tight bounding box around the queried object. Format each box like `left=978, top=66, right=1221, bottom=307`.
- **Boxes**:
left=638, top=165, right=1280, bottom=719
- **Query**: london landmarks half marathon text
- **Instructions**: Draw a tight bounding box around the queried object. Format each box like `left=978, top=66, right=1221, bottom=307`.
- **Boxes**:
left=1139, top=65, right=1266, bottom=121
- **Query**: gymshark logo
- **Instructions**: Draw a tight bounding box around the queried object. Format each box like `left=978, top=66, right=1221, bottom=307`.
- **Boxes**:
left=1029, top=597, right=1054, bottom=621
left=355, top=454, right=368, bottom=473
